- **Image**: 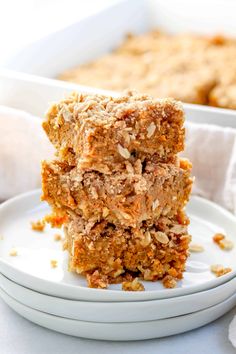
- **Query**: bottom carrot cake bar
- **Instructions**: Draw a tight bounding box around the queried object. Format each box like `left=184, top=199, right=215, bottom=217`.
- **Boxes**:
left=63, top=213, right=191, bottom=289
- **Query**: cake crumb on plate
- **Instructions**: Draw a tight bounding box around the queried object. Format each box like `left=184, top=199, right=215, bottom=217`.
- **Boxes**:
left=54, top=234, right=62, bottom=241
left=210, top=264, right=232, bottom=277
left=189, top=243, right=204, bottom=252
left=31, top=220, right=45, bottom=232
left=213, top=233, right=234, bottom=250
left=122, top=278, right=145, bottom=292
left=86, top=270, right=108, bottom=289
left=162, top=275, right=177, bottom=288
left=50, top=259, right=58, bottom=268
left=9, top=248, right=18, bottom=257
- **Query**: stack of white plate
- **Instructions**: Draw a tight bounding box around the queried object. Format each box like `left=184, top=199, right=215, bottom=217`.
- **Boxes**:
left=0, top=190, right=235, bottom=341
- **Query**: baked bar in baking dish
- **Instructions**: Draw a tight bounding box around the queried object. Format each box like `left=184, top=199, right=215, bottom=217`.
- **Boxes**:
left=59, top=31, right=236, bottom=109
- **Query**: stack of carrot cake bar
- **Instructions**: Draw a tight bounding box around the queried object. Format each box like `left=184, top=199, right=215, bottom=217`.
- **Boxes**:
left=41, top=91, right=193, bottom=290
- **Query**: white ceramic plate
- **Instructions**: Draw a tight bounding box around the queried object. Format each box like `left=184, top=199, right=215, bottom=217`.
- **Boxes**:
left=0, top=272, right=236, bottom=323
left=0, top=286, right=235, bottom=341
left=0, top=190, right=236, bottom=302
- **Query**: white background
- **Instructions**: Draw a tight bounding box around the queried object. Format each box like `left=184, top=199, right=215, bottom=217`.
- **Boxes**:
left=0, top=0, right=111, bottom=63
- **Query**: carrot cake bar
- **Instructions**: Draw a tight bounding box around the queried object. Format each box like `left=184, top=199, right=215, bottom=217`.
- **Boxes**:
left=64, top=214, right=191, bottom=288
left=42, top=158, right=192, bottom=227
left=43, top=91, right=185, bottom=173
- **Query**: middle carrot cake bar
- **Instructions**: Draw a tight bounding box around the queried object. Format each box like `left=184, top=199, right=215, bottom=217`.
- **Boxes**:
left=42, top=91, right=192, bottom=290
left=42, top=158, right=192, bottom=228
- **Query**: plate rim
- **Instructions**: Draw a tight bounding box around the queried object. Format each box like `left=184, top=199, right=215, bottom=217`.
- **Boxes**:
left=0, top=271, right=236, bottom=322
left=0, top=285, right=236, bottom=341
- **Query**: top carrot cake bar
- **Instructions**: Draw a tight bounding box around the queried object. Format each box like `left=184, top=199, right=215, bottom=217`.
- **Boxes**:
left=43, top=91, right=185, bottom=173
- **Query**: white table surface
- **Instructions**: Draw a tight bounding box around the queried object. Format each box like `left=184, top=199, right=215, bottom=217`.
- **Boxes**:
left=0, top=297, right=235, bottom=354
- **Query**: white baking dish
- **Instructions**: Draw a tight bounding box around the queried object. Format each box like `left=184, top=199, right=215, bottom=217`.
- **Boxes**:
left=2, top=0, right=236, bottom=120
left=0, top=69, right=235, bottom=128
left=0, top=70, right=114, bottom=118
left=4, top=0, right=236, bottom=75
left=0, top=70, right=236, bottom=128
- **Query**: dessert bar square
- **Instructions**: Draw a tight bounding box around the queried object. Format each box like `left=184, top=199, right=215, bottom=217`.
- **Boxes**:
left=42, top=158, right=192, bottom=227
left=43, top=92, right=185, bottom=173
left=64, top=214, right=191, bottom=288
